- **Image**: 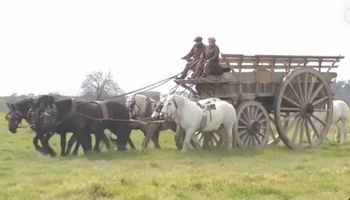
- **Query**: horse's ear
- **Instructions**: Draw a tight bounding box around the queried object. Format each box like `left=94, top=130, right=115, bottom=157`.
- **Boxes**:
left=6, top=103, right=12, bottom=111
left=7, top=103, right=16, bottom=111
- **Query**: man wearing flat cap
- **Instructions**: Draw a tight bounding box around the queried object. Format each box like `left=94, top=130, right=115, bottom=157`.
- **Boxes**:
left=178, top=36, right=206, bottom=79
left=202, top=37, right=221, bottom=78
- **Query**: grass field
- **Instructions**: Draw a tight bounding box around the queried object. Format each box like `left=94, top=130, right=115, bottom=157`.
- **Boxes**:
left=1, top=113, right=350, bottom=200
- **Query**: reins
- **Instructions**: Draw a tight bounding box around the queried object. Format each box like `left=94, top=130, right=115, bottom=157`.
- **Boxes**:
left=75, top=111, right=165, bottom=126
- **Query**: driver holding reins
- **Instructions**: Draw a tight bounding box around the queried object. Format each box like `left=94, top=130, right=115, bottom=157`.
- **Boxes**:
left=178, top=36, right=206, bottom=79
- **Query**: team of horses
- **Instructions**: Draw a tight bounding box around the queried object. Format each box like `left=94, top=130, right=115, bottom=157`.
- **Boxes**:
left=5, top=93, right=349, bottom=156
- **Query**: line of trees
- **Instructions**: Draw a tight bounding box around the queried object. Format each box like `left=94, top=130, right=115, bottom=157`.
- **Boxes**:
left=0, top=70, right=125, bottom=112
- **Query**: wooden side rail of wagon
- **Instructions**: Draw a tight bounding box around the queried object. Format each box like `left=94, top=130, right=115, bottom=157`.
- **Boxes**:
left=220, top=54, right=344, bottom=73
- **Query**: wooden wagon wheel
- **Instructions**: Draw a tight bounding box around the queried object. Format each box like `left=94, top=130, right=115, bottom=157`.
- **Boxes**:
left=267, top=112, right=293, bottom=146
left=235, top=101, right=270, bottom=148
left=274, top=68, right=333, bottom=149
left=194, top=131, right=222, bottom=149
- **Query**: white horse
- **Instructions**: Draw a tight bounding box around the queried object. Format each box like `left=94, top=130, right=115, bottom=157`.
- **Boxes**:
left=152, top=96, right=222, bottom=149
left=160, top=94, right=236, bottom=152
left=126, top=94, right=157, bottom=119
left=313, top=100, right=349, bottom=144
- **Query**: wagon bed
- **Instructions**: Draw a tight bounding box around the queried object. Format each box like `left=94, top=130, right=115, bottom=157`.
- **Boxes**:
left=175, top=54, right=342, bottom=101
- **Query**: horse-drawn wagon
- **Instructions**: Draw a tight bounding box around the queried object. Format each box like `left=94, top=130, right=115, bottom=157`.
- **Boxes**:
left=175, top=54, right=344, bottom=149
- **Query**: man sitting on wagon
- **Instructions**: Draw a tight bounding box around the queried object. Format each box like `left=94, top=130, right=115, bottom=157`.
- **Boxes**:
left=201, top=37, right=223, bottom=78
left=178, top=36, right=206, bottom=79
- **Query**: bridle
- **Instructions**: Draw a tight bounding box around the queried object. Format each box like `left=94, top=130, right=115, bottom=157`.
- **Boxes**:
left=7, top=110, right=24, bottom=126
left=159, top=98, right=178, bottom=121
left=173, top=99, right=178, bottom=109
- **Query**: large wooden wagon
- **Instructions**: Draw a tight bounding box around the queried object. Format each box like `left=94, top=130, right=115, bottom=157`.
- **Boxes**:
left=175, top=54, right=344, bottom=149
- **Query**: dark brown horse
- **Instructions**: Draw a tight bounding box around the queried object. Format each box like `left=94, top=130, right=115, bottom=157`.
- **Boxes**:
left=6, top=98, right=49, bottom=154
left=32, top=96, right=133, bottom=154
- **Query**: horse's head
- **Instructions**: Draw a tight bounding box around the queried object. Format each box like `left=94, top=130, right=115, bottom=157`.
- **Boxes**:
left=6, top=98, right=36, bottom=133
left=7, top=110, right=24, bottom=134
left=126, top=94, right=151, bottom=119
left=151, top=101, right=164, bottom=120
left=160, top=95, right=181, bottom=120
left=6, top=102, right=25, bottom=133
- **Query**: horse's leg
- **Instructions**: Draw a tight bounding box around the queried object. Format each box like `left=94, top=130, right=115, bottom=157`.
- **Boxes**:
left=93, top=132, right=101, bottom=153
left=111, top=124, right=131, bottom=152
left=143, top=123, right=159, bottom=149
left=335, top=122, right=341, bottom=143
left=72, top=139, right=80, bottom=156
left=141, top=126, right=150, bottom=149
left=77, top=129, right=92, bottom=155
left=152, top=129, right=161, bottom=149
left=100, top=132, right=112, bottom=151
left=60, top=132, right=67, bottom=156
left=32, top=134, right=44, bottom=153
left=153, top=124, right=163, bottom=149
left=339, top=119, right=347, bottom=144
left=42, top=132, right=56, bottom=156
left=344, top=119, right=348, bottom=143
left=225, top=124, right=233, bottom=149
left=66, top=133, right=77, bottom=155
left=128, top=138, right=136, bottom=150
left=182, top=128, right=196, bottom=153
left=95, top=131, right=111, bottom=152
left=174, top=125, right=183, bottom=150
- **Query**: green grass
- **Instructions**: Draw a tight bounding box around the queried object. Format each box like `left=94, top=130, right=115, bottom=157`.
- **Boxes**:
left=1, top=113, right=350, bottom=200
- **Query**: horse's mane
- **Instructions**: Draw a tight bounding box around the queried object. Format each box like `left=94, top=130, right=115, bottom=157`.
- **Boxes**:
left=170, top=94, right=189, bottom=108
left=13, top=98, right=35, bottom=112
left=34, top=95, right=55, bottom=107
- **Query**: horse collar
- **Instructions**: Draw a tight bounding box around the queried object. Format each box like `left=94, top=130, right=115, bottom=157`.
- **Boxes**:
left=51, top=99, right=76, bottom=128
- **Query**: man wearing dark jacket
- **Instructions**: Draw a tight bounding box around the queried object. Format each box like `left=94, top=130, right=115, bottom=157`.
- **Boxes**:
left=178, top=36, right=206, bottom=79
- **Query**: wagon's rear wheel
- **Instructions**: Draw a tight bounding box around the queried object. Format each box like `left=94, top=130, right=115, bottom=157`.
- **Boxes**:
left=235, top=101, right=270, bottom=148
left=274, top=68, right=333, bottom=149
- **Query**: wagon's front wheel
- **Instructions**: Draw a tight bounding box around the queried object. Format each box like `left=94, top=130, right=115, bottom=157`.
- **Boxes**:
left=274, top=68, right=333, bottom=149
left=194, top=131, right=222, bottom=149
left=235, top=101, right=270, bottom=148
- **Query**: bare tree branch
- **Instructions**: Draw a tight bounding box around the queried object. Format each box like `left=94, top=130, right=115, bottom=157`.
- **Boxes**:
left=80, top=70, right=124, bottom=100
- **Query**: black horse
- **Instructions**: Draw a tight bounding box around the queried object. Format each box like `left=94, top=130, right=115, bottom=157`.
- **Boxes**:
left=6, top=98, right=49, bottom=154
left=28, top=95, right=86, bottom=156
left=32, top=96, right=133, bottom=155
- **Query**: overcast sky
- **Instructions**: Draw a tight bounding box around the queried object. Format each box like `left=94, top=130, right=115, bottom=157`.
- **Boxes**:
left=0, top=0, right=349, bottom=96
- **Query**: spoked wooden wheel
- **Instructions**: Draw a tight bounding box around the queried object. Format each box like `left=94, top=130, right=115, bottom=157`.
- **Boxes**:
left=194, top=131, right=222, bottom=149
left=274, top=68, right=333, bottom=149
left=235, top=101, right=270, bottom=149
